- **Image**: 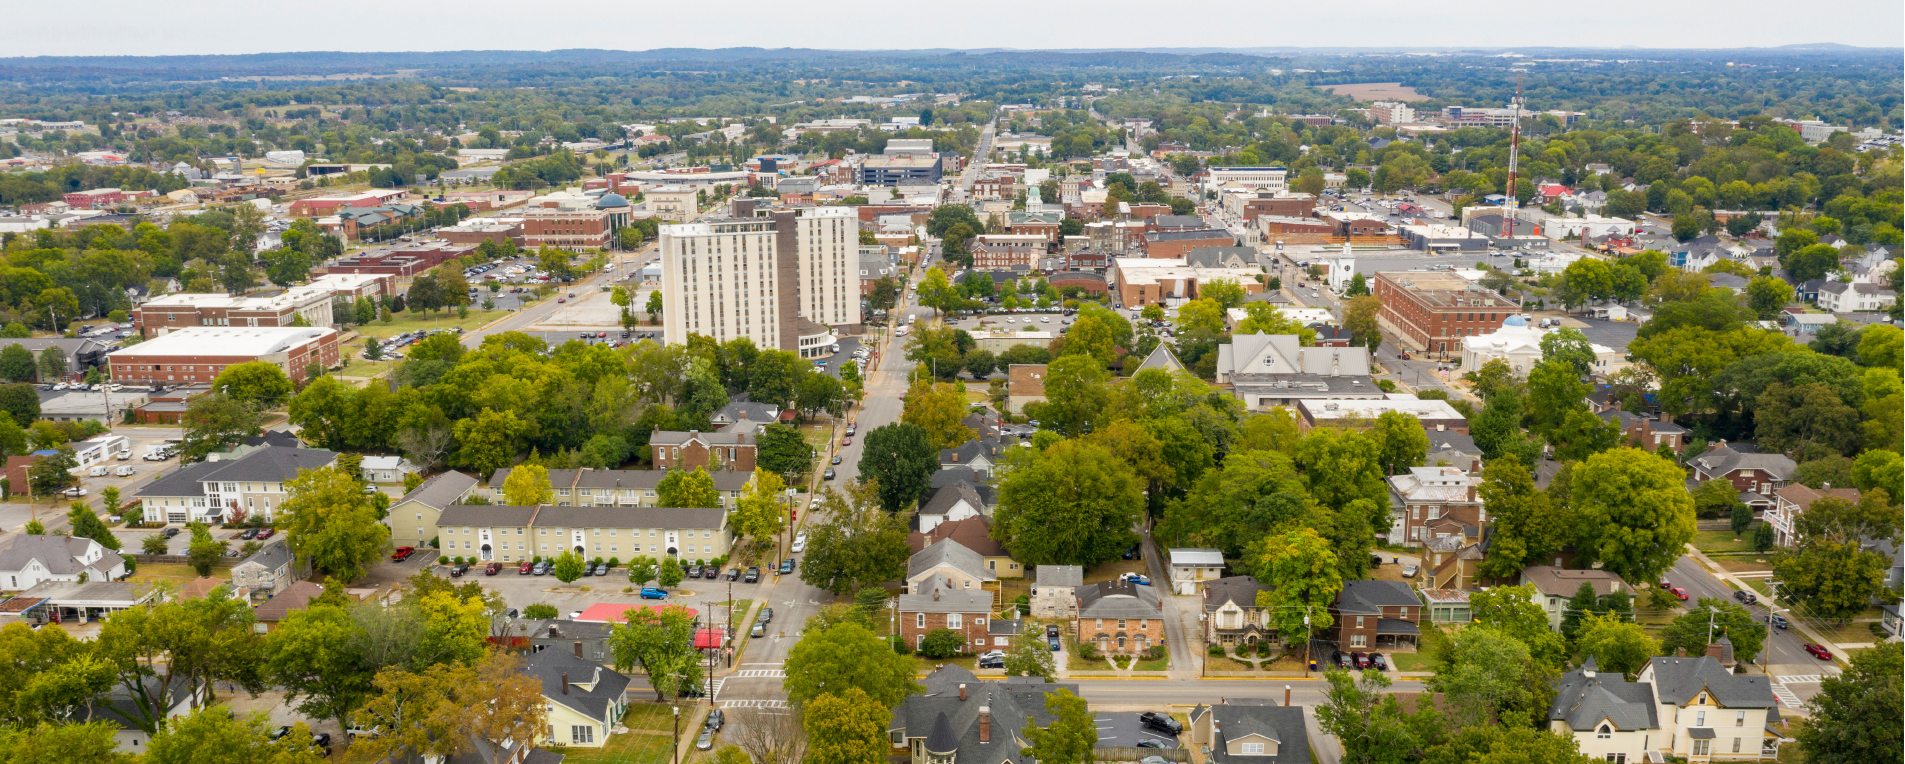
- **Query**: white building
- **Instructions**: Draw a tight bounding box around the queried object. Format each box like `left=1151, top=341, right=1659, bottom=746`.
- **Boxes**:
left=1201, top=166, right=1289, bottom=197
left=0, top=535, right=127, bottom=590
left=1550, top=656, right=1786, bottom=761
left=1461, top=315, right=1546, bottom=376
left=660, top=206, right=859, bottom=353
left=1815, top=281, right=1898, bottom=313
left=1543, top=215, right=1636, bottom=241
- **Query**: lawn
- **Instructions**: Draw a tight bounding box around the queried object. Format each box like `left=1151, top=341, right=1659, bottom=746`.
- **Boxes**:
left=1690, top=530, right=1759, bottom=554
left=129, top=562, right=229, bottom=584
left=1715, top=559, right=1775, bottom=574
left=1204, top=656, right=1257, bottom=672
left=1388, top=652, right=1433, bottom=672
left=1133, top=647, right=1169, bottom=671
left=351, top=309, right=510, bottom=340
left=1066, top=642, right=1107, bottom=671
left=914, top=655, right=977, bottom=674
left=555, top=704, right=679, bottom=764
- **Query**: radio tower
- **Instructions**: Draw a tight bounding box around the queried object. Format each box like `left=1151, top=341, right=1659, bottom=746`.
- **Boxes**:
left=1504, top=72, right=1524, bottom=238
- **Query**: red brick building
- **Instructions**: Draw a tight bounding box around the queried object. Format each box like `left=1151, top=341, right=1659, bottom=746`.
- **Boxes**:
left=64, top=188, right=125, bottom=209
left=898, top=574, right=995, bottom=654
left=440, top=223, right=523, bottom=247
left=322, top=242, right=476, bottom=278
left=1329, top=580, right=1422, bottom=651
left=107, top=327, right=341, bottom=385
left=1142, top=228, right=1235, bottom=259
left=1372, top=271, right=1520, bottom=353
left=288, top=190, right=409, bottom=217
left=1240, top=193, right=1316, bottom=221
left=649, top=429, right=758, bottom=472
left=519, top=207, right=611, bottom=251
left=1076, top=580, right=1164, bottom=655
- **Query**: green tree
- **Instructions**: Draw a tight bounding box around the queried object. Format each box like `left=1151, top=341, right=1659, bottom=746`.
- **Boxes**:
left=657, top=467, right=720, bottom=508
left=1658, top=598, right=1766, bottom=663
left=1571, top=448, right=1696, bottom=585
left=1370, top=411, right=1428, bottom=476
left=278, top=467, right=392, bottom=583
left=859, top=422, right=938, bottom=513
left=799, top=484, right=911, bottom=596
left=1345, top=272, right=1370, bottom=297
left=995, top=439, right=1142, bottom=567
left=263, top=603, right=373, bottom=738
left=782, top=621, right=921, bottom=710
left=1574, top=613, right=1658, bottom=678
left=551, top=550, right=586, bottom=584
left=1796, top=643, right=1903, bottom=764
left=451, top=408, right=526, bottom=478
left=624, top=556, right=658, bottom=587
left=179, top=392, right=264, bottom=463
left=1476, top=457, right=1569, bottom=579
left=756, top=424, right=812, bottom=476
left=35, top=348, right=65, bottom=383
left=1017, top=687, right=1096, bottom=764
left=646, top=290, right=663, bottom=323
left=608, top=603, right=703, bottom=701
left=1775, top=494, right=1899, bottom=621
left=901, top=378, right=976, bottom=449
left=94, top=591, right=265, bottom=734
left=0, top=345, right=35, bottom=383
left=213, top=361, right=293, bottom=409
left=186, top=522, right=227, bottom=576
left=1744, top=276, right=1795, bottom=320
left=501, top=464, right=554, bottom=506
left=1428, top=625, right=1554, bottom=729
left=1730, top=505, right=1754, bottom=537
left=657, top=560, right=685, bottom=588
left=804, top=688, right=893, bottom=764
left=1253, top=527, right=1341, bottom=647
left=1316, top=668, right=1440, bottom=764
left=66, top=502, right=120, bottom=552
left=1466, top=584, right=1568, bottom=668
left=1342, top=295, right=1383, bottom=350
left=144, top=705, right=329, bottom=764
left=917, top=629, right=966, bottom=659
left=1539, top=328, right=1596, bottom=378
left=0, top=722, right=133, bottom=763
left=27, top=447, right=77, bottom=497
left=731, top=468, right=788, bottom=545
left=1003, top=626, right=1057, bottom=681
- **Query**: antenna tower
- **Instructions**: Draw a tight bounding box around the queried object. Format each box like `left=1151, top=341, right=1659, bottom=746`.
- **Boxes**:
left=1504, top=72, right=1524, bottom=238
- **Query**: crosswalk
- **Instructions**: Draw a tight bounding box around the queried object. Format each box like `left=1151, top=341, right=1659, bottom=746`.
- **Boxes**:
left=719, top=699, right=791, bottom=709
left=1775, top=674, right=1831, bottom=684
left=708, top=678, right=725, bottom=700
left=732, top=669, right=786, bottom=679
left=1769, top=683, right=1803, bottom=709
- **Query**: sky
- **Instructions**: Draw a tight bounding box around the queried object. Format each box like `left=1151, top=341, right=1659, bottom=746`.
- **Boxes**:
left=9, top=1, right=1903, bottom=57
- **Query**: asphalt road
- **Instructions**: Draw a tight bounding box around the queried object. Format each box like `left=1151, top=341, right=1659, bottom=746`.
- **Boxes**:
left=1661, top=555, right=1835, bottom=708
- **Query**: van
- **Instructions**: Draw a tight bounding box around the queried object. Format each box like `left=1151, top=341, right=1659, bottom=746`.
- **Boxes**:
left=89, top=466, right=110, bottom=477
left=114, top=465, right=136, bottom=477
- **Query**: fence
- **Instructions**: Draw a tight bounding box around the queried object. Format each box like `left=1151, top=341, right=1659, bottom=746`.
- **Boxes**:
left=130, top=554, right=193, bottom=565
left=1098, top=748, right=1189, bottom=762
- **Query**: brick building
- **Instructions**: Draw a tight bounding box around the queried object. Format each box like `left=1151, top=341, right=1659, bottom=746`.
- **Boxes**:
left=1329, top=580, right=1421, bottom=651
left=1236, top=192, right=1316, bottom=221
left=898, top=574, right=995, bottom=653
left=970, top=236, right=1045, bottom=270
left=1689, top=442, right=1797, bottom=497
left=1387, top=466, right=1485, bottom=547
left=288, top=189, right=409, bottom=217
left=63, top=188, right=125, bottom=209
left=648, top=429, right=758, bottom=472
left=439, top=222, right=523, bottom=247
left=1372, top=271, right=1521, bottom=353
left=108, top=327, right=340, bottom=386
left=1076, top=580, right=1164, bottom=655
left=323, top=241, right=476, bottom=278
left=519, top=206, right=611, bottom=251
left=1142, top=228, right=1236, bottom=259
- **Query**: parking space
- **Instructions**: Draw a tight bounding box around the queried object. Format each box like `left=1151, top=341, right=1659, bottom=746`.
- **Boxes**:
left=410, top=561, right=778, bottom=612
left=1093, top=712, right=1180, bottom=749
left=1560, top=316, right=1641, bottom=349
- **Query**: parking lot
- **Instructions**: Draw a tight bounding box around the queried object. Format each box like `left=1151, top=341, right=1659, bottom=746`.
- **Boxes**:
left=1093, top=712, right=1181, bottom=749
left=412, top=558, right=779, bottom=615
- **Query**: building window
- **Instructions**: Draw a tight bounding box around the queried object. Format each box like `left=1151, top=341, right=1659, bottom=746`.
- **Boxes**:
left=1241, top=743, right=1264, bottom=754
left=1350, top=635, right=1366, bottom=647
left=916, top=613, right=925, bottom=629
left=947, top=614, right=962, bottom=629
left=1691, top=740, right=1710, bottom=756
left=1735, top=711, right=1745, bottom=727
left=1597, top=725, right=1611, bottom=739
left=1695, top=711, right=1705, bottom=726
left=571, top=725, right=594, bottom=745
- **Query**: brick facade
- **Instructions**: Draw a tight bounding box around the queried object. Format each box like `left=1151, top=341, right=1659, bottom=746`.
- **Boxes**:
left=900, top=608, right=992, bottom=653
left=1373, top=271, right=1519, bottom=354
left=1079, top=614, right=1163, bottom=654
left=651, top=431, right=757, bottom=472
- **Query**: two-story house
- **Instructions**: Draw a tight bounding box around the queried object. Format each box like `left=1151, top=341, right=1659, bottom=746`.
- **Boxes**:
left=1690, top=443, right=1796, bottom=496
left=1076, top=580, right=1163, bottom=655
left=907, top=539, right=998, bottom=594
left=940, top=437, right=1005, bottom=477
left=1189, top=698, right=1311, bottom=764
left=1388, top=467, right=1485, bottom=547
left=134, top=444, right=337, bottom=524
left=1202, top=575, right=1272, bottom=646
left=0, top=535, right=126, bottom=590
left=359, top=455, right=419, bottom=484
left=916, top=482, right=990, bottom=534
left=1328, top=580, right=1422, bottom=651
left=434, top=504, right=732, bottom=563
left=1600, top=406, right=1689, bottom=452
left=899, top=574, right=995, bottom=653
left=524, top=648, right=631, bottom=748
left=229, top=541, right=299, bottom=599
left=388, top=470, right=481, bottom=549
left=1520, top=566, right=1634, bottom=633
left=1029, top=565, right=1082, bottom=619
left=1815, top=280, right=1898, bottom=313
left=649, top=429, right=757, bottom=472
left=908, top=516, right=1022, bottom=579
left=1549, top=656, right=1786, bottom=762
left=1765, top=484, right=1861, bottom=549
left=1168, top=548, right=1226, bottom=595
left=889, top=666, right=1077, bottom=764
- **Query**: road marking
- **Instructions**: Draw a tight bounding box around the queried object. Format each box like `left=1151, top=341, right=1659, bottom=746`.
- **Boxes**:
left=709, top=679, right=725, bottom=700
left=739, top=662, right=783, bottom=667
left=1769, top=683, right=1803, bottom=709
left=1775, top=675, right=1832, bottom=684
left=1731, top=571, right=1774, bottom=578
left=720, top=699, right=790, bottom=709
left=732, top=669, right=786, bottom=678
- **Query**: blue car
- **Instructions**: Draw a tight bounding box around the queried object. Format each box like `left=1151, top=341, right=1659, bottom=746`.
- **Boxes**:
left=1120, top=573, right=1151, bottom=586
left=640, top=587, right=668, bottom=600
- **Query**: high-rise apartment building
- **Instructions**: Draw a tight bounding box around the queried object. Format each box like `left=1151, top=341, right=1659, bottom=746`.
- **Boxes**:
left=659, top=206, right=859, bottom=354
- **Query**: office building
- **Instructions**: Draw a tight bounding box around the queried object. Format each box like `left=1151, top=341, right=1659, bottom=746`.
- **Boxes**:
left=1373, top=271, right=1521, bottom=353
left=660, top=206, right=859, bottom=353
left=107, top=326, right=340, bottom=386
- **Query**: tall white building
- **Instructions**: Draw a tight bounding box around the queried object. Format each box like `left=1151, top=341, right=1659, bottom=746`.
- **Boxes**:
left=660, top=206, right=859, bottom=355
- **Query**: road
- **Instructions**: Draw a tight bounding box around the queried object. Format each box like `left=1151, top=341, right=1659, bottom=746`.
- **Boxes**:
left=1661, top=555, right=1835, bottom=709
left=951, top=122, right=996, bottom=203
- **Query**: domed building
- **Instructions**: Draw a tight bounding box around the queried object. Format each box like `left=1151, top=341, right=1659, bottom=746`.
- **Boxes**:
left=594, top=192, right=633, bottom=234
left=1460, top=314, right=1545, bottom=376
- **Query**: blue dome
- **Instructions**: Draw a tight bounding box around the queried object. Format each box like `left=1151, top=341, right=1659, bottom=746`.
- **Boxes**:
left=1502, top=314, right=1529, bottom=327
left=595, top=193, right=629, bottom=209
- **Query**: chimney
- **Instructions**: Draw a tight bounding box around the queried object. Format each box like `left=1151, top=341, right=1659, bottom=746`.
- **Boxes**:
left=934, top=588, right=941, bottom=601
left=979, top=706, right=991, bottom=742
left=1613, top=398, right=1622, bottom=412
left=1675, top=647, right=1686, bottom=658
left=561, top=672, right=570, bottom=694
left=959, top=683, right=968, bottom=701
left=1704, top=643, right=1725, bottom=661
left=1822, top=482, right=1831, bottom=490
left=1436, top=424, right=1446, bottom=432
left=952, top=452, right=960, bottom=462
left=1284, top=685, right=1292, bottom=706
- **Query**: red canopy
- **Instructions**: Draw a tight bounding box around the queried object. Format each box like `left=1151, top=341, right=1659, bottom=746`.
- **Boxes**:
left=694, top=628, right=725, bottom=649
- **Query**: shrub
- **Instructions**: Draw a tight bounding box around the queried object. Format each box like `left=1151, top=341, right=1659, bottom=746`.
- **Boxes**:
left=890, top=636, right=911, bottom=655
left=1208, top=643, right=1227, bottom=657
left=438, top=556, right=450, bottom=565
left=522, top=603, right=559, bottom=620
left=592, top=557, right=604, bottom=564
left=608, top=557, right=620, bottom=567
left=918, top=629, right=966, bottom=659
left=1014, top=594, right=1030, bottom=606
left=1144, top=645, right=1166, bottom=661
left=1077, top=641, right=1098, bottom=660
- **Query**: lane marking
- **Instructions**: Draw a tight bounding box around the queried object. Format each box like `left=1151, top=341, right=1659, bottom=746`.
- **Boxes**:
left=1769, top=683, right=1802, bottom=709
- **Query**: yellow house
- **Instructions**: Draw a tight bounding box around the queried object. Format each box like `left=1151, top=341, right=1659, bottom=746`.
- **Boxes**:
left=523, top=648, right=631, bottom=748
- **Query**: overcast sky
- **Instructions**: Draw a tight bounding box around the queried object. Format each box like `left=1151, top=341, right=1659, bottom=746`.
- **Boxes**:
left=10, top=1, right=1902, bottom=57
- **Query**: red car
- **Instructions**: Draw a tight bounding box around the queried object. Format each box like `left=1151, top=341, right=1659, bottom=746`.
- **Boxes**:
left=1666, top=586, right=1689, bottom=600
left=1804, top=643, right=1834, bottom=660
left=1399, top=352, right=1413, bottom=360
left=841, top=437, right=852, bottom=447
left=256, top=528, right=275, bottom=540
left=1351, top=652, right=1370, bottom=669
left=390, top=546, right=415, bottom=562
left=484, top=562, right=501, bottom=576
left=518, top=561, right=534, bottom=575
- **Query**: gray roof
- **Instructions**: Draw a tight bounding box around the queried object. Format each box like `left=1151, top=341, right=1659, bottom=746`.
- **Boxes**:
left=1183, top=246, right=1256, bottom=269
left=1550, top=666, right=1660, bottom=732
left=1202, top=575, right=1267, bottom=613
left=537, top=505, right=727, bottom=530
left=919, top=482, right=986, bottom=517
left=908, top=538, right=997, bottom=582
left=940, top=437, right=1004, bottom=467
left=1693, top=445, right=1796, bottom=482
left=1077, top=580, right=1162, bottom=619
left=1150, top=215, right=1206, bottom=229
left=712, top=401, right=780, bottom=424
left=1335, top=580, right=1420, bottom=615
left=438, top=505, right=540, bottom=528
left=137, top=445, right=336, bottom=500
left=1145, top=228, right=1234, bottom=243
left=521, top=648, right=632, bottom=721
left=899, top=574, right=993, bottom=614
left=650, top=429, right=756, bottom=447
left=1132, top=344, right=1186, bottom=374
left=1210, top=701, right=1310, bottom=764
left=234, top=541, right=291, bottom=573
left=395, top=470, right=479, bottom=510
left=1424, top=429, right=1480, bottom=455
left=1647, top=656, right=1777, bottom=708
left=989, top=618, right=1022, bottom=636
left=0, top=535, right=118, bottom=576
left=1035, top=565, right=1083, bottom=589
left=890, top=666, right=1079, bottom=764
left=931, top=467, right=996, bottom=505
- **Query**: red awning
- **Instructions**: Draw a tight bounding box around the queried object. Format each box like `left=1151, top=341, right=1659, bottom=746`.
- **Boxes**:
left=694, top=628, right=725, bottom=650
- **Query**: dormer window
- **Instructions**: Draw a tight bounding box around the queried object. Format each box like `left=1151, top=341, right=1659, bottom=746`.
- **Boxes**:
left=1596, top=724, right=1611, bottom=739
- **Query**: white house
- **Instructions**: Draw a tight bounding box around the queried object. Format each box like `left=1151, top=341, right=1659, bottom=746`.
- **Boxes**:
left=359, top=455, right=419, bottom=484
left=1815, top=280, right=1898, bottom=313
left=1168, top=548, right=1226, bottom=595
left=1550, top=656, right=1786, bottom=761
left=1030, top=564, right=1083, bottom=619
left=0, top=535, right=127, bottom=590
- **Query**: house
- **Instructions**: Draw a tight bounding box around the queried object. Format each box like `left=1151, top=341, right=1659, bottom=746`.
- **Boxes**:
left=940, top=437, right=1005, bottom=476
left=94, top=677, right=200, bottom=754
left=1423, top=428, right=1483, bottom=473
left=1006, top=364, right=1047, bottom=414
left=1213, top=334, right=1380, bottom=411
left=1549, top=656, right=1786, bottom=762
left=508, top=619, right=615, bottom=664
left=1765, top=484, right=1861, bottom=548
left=1815, top=281, right=1898, bottom=313
left=134, top=444, right=338, bottom=524
left=250, top=580, right=327, bottom=632
left=1600, top=406, right=1689, bottom=452
left=1388, top=467, right=1485, bottom=548
left=1328, top=580, right=1421, bottom=651
left=1077, top=580, right=1164, bottom=655
left=985, top=618, right=1023, bottom=650
left=1030, top=565, right=1083, bottom=619
left=1130, top=344, right=1187, bottom=375
left=229, top=541, right=298, bottom=600
left=435, top=504, right=733, bottom=563
left=916, top=482, right=990, bottom=534
left=1168, top=548, right=1226, bottom=595
left=1520, top=566, right=1633, bottom=633
left=1690, top=443, right=1796, bottom=495
left=360, top=455, right=419, bottom=484
left=899, top=573, right=996, bottom=653
left=1202, top=575, right=1272, bottom=646
left=889, top=665, right=1078, bottom=764
left=909, top=516, right=1021, bottom=579
left=1419, top=529, right=1488, bottom=590
left=649, top=429, right=757, bottom=472
left=1189, top=698, right=1311, bottom=764
left=710, top=401, right=781, bottom=428
left=523, top=647, right=631, bottom=748
left=907, top=538, right=999, bottom=594
left=1419, top=589, right=1472, bottom=629
left=0, top=535, right=126, bottom=591
left=389, top=470, right=482, bottom=549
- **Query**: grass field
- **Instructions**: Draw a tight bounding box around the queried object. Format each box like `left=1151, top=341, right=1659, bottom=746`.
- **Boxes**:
left=1133, top=648, right=1169, bottom=671
left=1388, top=652, right=1433, bottom=671
left=129, top=562, right=231, bottom=585
left=352, top=309, right=510, bottom=340
left=555, top=704, right=678, bottom=764
left=1205, top=656, right=1256, bottom=672
left=1690, top=530, right=1759, bottom=554
left=915, top=655, right=978, bottom=674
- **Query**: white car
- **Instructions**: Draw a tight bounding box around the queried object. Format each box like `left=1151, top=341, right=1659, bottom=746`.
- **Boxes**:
left=791, top=532, right=808, bottom=554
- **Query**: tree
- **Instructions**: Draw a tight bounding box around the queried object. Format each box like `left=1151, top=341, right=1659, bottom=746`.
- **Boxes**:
left=625, top=556, right=658, bottom=587
left=918, top=628, right=966, bottom=659
left=783, top=621, right=921, bottom=710
left=646, top=290, right=663, bottom=323
left=1019, top=687, right=1095, bottom=764
left=994, top=439, right=1142, bottom=567
left=214, top=361, right=293, bottom=409
left=551, top=550, right=586, bottom=583
left=859, top=422, right=938, bottom=512
left=1476, top=457, right=1569, bottom=579
left=799, top=484, right=911, bottom=596
left=145, top=704, right=329, bottom=764
left=263, top=603, right=373, bottom=739
left=345, top=652, right=546, bottom=764
left=501, top=464, right=554, bottom=506
left=1539, top=328, right=1596, bottom=378
left=451, top=408, right=526, bottom=478
left=95, top=591, right=264, bottom=733
left=27, top=447, right=77, bottom=498
left=1691, top=478, right=1744, bottom=519
left=1345, top=272, right=1370, bottom=297
left=1571, top=448, right=1696, bottom=585
left=1574, top=613, right=1658, bottom=678
left=180, top=392, right=264, bottom=463
left=608, top=604, right=702, bottom=701
left=35, top=348, right=64, bottom=383
left=278, top=467, right=392, bottom=583
left=1253, top=527, right=1342, bottom=647
left=1796, top=643, right=1903, bottom=764
left=657, top=467, right=720, bottom=508
left=1775, top=494, right=1899, bottom=621
left=901, top=378, right=975, bottom=449
left=731, top=468, right=788, bottom=544
left=1316, top=668, right=1440, bottom=764
left=1343, top=295, right=1383, bottom=350
left=1659, top=598, right=1766, bottom=663
left=1466, top=584, right=1568, bottom=668
left=804, top=688, right=892, bottom=764
left=1370, top=411, right=1428, bottom=476
left=1003, top=626, right=1057, bottom=681
left=756, top=424, right=812, bottom=476
left=0, top=345, right=35, bottom=383
left=1744, top=275, right=1794, bottom=319
left=66, top=503, right=120, bottom=552
left=657, top=560, right=685, bottom=588
left=1428, top=625, right=1553, bottom=729
left=186, top=522, right=227, bottom=577
left=0, top=722, right=133, bottom=763
left=1755, top=382, right=1862, bottom=458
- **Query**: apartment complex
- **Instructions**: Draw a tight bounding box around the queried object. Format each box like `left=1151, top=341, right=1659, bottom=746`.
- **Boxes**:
left=107, top=326, right=341, bottom=385
left=519, top=206, right=612, bottom=251
left=132, top=273, right=391, bottom=337
left=135, top=444, right=339, bottom=524
left=433, top=504, right=733, bottom=563
left=659, top=206, right=859, bottom=351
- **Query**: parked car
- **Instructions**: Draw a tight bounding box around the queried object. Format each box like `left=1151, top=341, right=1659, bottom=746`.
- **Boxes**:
left=841, top=437, right=852, bottom=447
left=705, top=708, right=725, bottom=732
left=532, top=561, right=550, bottom=576
left=450, top=563, right=470, bottom=577
left=1401, top=564, right=1419, bottom=578
left=60, top=487, right=87, bottom=497
left=792, top=532, right=808, bottom=553
left=778, top=558, right=795, bottom=575
left=595, top=562, right=611, bottom=576
left=640, top=587, right=668, bottom=600
left=485, top=562, right=501, bottom=576
left=726, top=567, right=741, bottom=581
left=1659, top=583, right=1689, bottom=600
left=977, top=650, right=1006, bottom=668
left=1118, top=572, right=1151, bottom=586
left=1139, top=711, right=1183, bottom=735
left=162, top=527, right=181, bottom=538
left=1333, top=651, right=1353, bottom=668
left=703, top=565, right=720, bottom=579
left=1352, top=652, right=1370, bottom=669
left=686, top=564, right=704, bottom=578
left=1135, top=740, right=1165, bottom=749
left=1804, top=643, right=1834, bottom=660
left=695, top=729, right=714, bottom=751
left=830, top=455, right=842, bottom=465
left=519, top=561, right=534, bottom=574
left=824, top=468, right=836, bottom=480
left=257, top=528, right=275, bottom=540
left=240, top=528, right=259, bottom=540
left=1369, top=653, right=1388, bottom=671
left=391, top=546, right=415, bottom=562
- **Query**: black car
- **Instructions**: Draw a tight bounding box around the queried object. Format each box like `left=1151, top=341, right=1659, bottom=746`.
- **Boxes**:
left=1139, top=711, right=1183, bottom=735
left=1733, top=589, right=1758, bottom=605
left=1332, top=650, right=1352, bottom=668
left=578, top=563, right=594, bottom=577
left=744, top=566, right=761, bottom=583
left=726, top=567, right=741, bottom=581
left=450, top=563, right=470, bottom=577
left=758, top=607, right=774, bottom=625
left=1135, top=740, right=1165, bottom=749
left=705, top=708, right=725, bottom=732
left=162, top=527, right=181, bottom=538
left=594, top=562, right=611, bottom=576
left=703, top=565, right=721, bottom=579
left=830, top=455, right=842, bottom=465
left=824, top=468, right=836, bottom=480
left=240, top=528, right=259, bottom=540
left=977, top=650, right=1006, bottom=668
left=1771, top=614, right=1789, bottom=629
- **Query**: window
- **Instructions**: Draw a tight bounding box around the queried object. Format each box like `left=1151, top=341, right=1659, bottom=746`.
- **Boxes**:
left=1691, top=740, right=1710, bottom=756
left=1695, top=710, right=1705, bottom=726
left=1735, top=711, right=1745, bottom=727
left=1732, top=738, right=1742, bottom=753
left=916, top=613, right=925, bottom=629
left=1241, top=743, right=1264, bottom=754
left=571, top=725, right=594, bottom=745
left=1350, top=635, right=1366, bottom=647
left=1356, top=616, right=1365, bottom=628
left=947, top=614, right=962, bottom=629
left=1597, top=725, right=1611, bottom=739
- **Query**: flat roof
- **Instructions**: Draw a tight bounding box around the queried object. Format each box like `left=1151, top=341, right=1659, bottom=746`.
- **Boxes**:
left=110, top=327, right=336, bottom=358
